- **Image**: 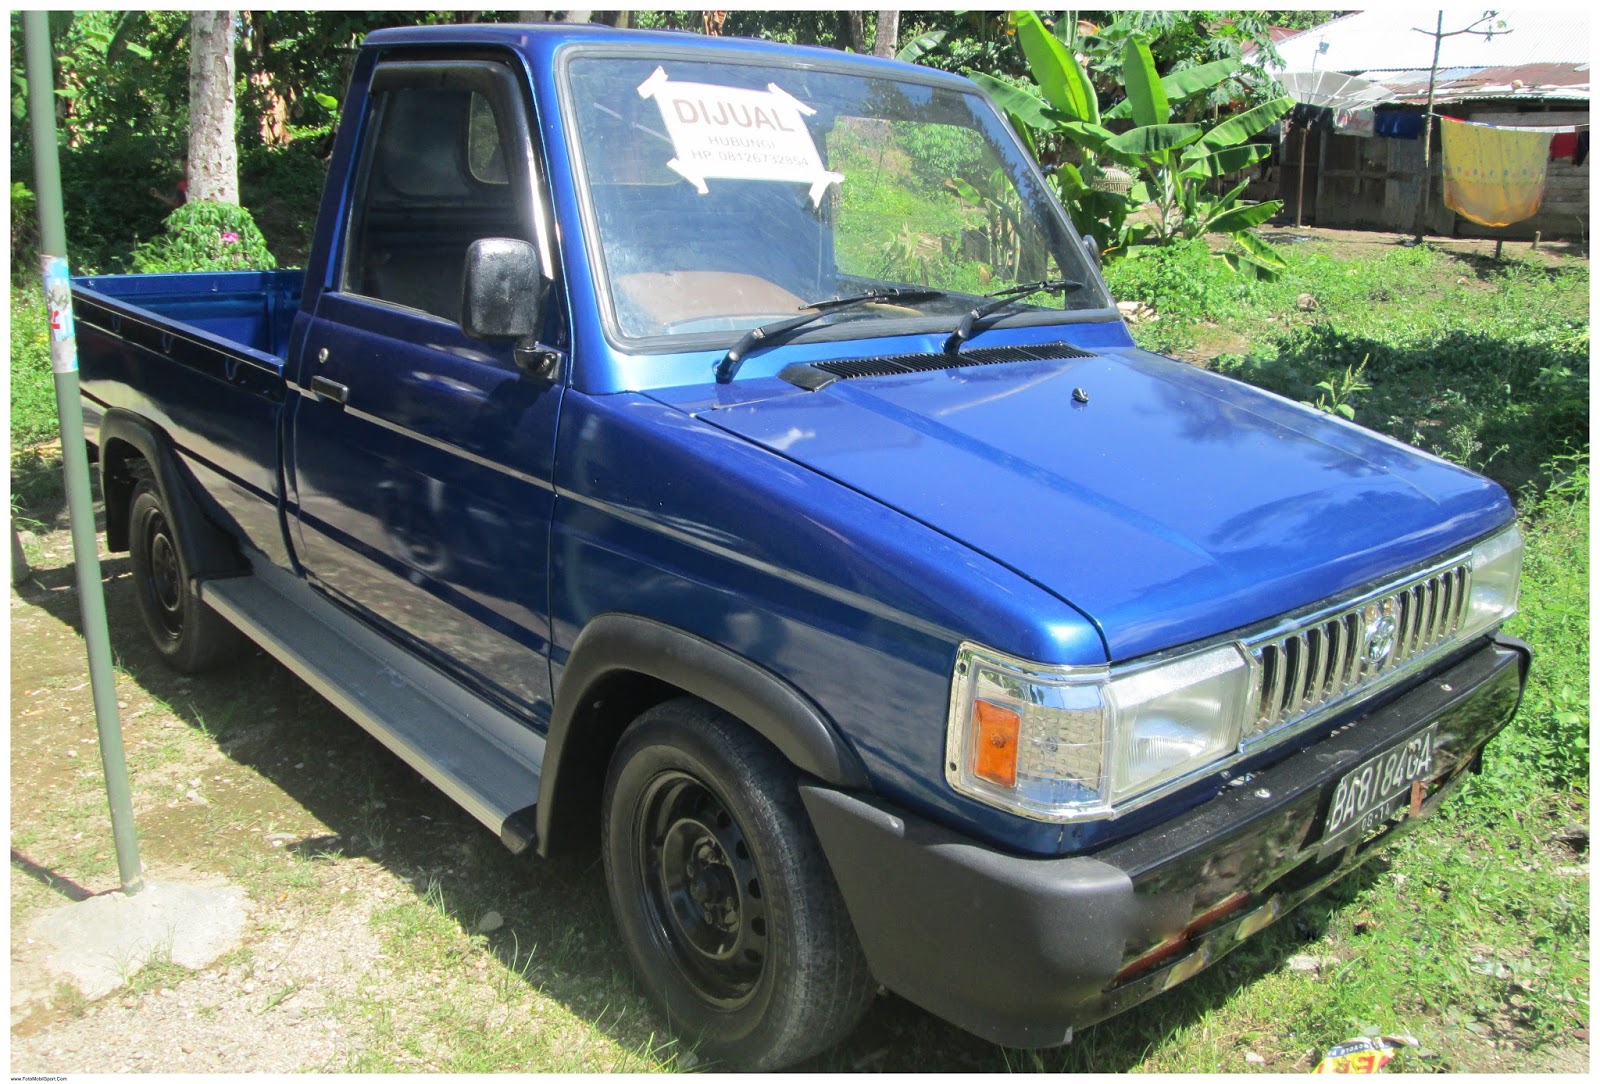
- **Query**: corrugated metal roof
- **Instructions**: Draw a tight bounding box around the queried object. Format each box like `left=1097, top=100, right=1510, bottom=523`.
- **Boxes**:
left=1358, top=62, right=1590, bottom=105
left=1273, top=9, right=1590, bottom=73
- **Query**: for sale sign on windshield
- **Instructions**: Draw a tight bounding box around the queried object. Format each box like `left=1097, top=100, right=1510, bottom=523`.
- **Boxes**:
left=636, top=66, right=845, bottom=205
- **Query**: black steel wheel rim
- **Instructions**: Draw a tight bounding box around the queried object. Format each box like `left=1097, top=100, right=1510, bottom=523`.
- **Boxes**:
left=636, top=770, right=767, bottom=1008
left=141, top=509, right=184, bottom=639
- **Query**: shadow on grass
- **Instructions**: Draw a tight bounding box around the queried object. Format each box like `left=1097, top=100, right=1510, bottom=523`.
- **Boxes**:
left=10, top=849, right=98, bottom=903
left=15, top=548, right=658, bottom=1065
left=1219, top=324, right=1588, bottom=502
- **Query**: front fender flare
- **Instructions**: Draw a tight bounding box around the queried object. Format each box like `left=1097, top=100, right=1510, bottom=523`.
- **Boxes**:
left=536, top=614, right=870, bottom=854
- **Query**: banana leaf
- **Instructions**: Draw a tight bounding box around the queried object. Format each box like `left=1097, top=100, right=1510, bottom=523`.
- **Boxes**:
left=1206, top=199, right=1281, bottom=236
left=1106, top=123, right=1203, bottom=161
left=1053, top=161, right=1087, bottom=195
left=969, top=72, right=1052, bottom=131
left=897, top=29, right=947, bottom=65
left=1232, top=227, right=1288, bottom=272
left=1046, top=116, right=1118, bottom=155
left=1178, top=143, right=1271, bottom=180
left=1121, top=36, right=1169, bottom=128
left=1201, top=95, right=1294, bottom=150
left=1104, top=57, right=1243, bottom=119
left=1013, top=10, right=1099, bottom=124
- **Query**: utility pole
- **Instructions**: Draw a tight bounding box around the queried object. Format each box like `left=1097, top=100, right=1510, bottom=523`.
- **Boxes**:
left=23, top=10, right=144, bottom=896
left=1410, top=10, right=1511, bottom=244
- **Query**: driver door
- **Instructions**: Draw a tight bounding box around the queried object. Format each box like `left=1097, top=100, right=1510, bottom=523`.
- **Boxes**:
left=286, top=55, right=563, bottom=721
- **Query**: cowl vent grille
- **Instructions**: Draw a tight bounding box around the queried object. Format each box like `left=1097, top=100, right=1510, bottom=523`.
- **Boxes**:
left=779, top=342, right=1098, bottom=390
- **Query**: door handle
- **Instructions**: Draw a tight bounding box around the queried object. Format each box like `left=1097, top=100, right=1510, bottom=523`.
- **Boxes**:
left=309, top=375, right=349, bottom=405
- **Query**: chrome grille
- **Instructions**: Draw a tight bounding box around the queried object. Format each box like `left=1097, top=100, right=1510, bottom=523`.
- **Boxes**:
left=1246, top=561, right=1472, bottom=742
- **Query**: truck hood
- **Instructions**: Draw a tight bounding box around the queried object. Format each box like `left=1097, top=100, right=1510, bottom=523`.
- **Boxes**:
left=680, top=348, right=1512, bottom=661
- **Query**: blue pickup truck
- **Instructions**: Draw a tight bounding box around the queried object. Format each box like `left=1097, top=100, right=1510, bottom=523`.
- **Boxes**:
left=73, top=22, right=1528, bottom=1070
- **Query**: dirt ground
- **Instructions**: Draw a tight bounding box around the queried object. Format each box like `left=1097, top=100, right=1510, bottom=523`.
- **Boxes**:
left=1255, top=222, right=1587, bottom=266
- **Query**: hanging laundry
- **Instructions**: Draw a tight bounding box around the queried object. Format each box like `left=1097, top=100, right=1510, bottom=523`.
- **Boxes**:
left=1575, top=131, right=1589, bottom=167
left=1290, top=103, right=1334, bottom=130
left=1373, top=112, right=1423, bottom=140
left=1333, top=107, right=1376, bottom=137
left=1439, top=117, right=1554, bottom=228
left=1548, top=131, right=1578, bottom=161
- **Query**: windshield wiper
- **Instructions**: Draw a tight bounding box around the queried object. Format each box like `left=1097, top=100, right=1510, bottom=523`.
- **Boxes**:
left=943, top=277, right=1084, bottom=354
left=715, top=286, right=949, bottom=384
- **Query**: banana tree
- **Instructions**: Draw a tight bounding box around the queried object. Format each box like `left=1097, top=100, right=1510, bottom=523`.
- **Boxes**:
left=975, top=11, right=1292, bottom=276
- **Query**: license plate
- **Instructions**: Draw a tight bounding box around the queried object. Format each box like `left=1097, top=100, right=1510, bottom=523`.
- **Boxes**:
left=1319, top=725, right=1437, bottom=855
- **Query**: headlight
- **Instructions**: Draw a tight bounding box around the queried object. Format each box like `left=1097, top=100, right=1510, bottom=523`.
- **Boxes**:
left=1460, top=524, right=1523, bottom=639
left=945, top=641, right=1251, bottom=821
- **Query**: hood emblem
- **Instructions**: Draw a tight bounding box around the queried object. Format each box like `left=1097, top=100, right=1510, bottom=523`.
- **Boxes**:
left=1363, top=603, right=1399, bottom=666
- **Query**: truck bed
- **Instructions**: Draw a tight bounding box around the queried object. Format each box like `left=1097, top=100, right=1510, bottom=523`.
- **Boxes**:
left=74, top=269, right=305, bottom=568
left=73, top=269, right=304, bottom=361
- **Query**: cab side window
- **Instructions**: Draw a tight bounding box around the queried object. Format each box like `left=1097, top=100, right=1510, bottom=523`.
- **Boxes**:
left=342, top=65, right=532, bottom=323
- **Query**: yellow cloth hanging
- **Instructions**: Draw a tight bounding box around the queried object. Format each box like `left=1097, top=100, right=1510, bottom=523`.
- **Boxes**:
left=1439, top=117, right=1554, bottom=228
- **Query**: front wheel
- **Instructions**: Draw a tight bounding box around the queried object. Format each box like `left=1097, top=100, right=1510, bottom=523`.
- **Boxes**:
left=602, top=698, right=874, bottom=1069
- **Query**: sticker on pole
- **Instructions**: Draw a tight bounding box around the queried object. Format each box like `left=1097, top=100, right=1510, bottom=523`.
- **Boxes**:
left=41, top=254, right=78, bottom=374
left=636, top=66, right=844, bottom=206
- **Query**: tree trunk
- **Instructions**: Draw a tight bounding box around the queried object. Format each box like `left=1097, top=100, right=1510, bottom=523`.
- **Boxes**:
left=873, top=11, right=899, bottom=58
left=838, top=11, right=866, bottom=54
left=187, top=11, right=238, bottom=204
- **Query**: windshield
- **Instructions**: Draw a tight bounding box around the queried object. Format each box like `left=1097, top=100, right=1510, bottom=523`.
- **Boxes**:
left=562, top=53, right=1110, bottom=347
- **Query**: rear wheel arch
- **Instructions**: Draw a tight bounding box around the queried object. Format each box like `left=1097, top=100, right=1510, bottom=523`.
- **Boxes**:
left=536, top=614, right=870, bottom=857
left=95, top=410, right=244, bottom=578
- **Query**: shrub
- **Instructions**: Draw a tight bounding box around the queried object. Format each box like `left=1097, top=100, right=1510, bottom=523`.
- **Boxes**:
left=1103, top=237, right=1257, bottom=350
left=131, top=201, right=278, bottom=274
left=240, top=140, right=331, bottom=266
left=11, top=182, right=39, bottom=271
left=9, top=285, right=58, bottom=448
left=15, top=133, right=185, bottom=273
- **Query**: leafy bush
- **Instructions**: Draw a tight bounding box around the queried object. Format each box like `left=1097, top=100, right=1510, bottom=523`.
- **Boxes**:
left=240, top=140, right=331, bottom=267
left=15, top=133, right=185, bottom=273
left=1102, top=237, right=1255, bottom=322
left=131, top=202, right=278, bottom=274
left=9, top=284, right=58, bottom=447
left=11, top=181, right=39, bottom=270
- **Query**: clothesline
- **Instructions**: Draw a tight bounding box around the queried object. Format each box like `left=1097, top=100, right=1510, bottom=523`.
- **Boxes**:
left=1424, top=113, right=1588, bottom=134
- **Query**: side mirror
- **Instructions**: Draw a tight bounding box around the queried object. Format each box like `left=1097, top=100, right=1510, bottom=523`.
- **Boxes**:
left=1081, top=234, right=1102, bottom=270
left=461, top=237, right=562, bottom=380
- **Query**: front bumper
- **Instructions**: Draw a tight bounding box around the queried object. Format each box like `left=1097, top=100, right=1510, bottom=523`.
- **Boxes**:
left=801, top=635, right=1529, bottom=1048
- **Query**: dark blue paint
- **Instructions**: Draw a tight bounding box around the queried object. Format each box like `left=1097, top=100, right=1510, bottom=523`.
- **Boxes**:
left=287, top=293, right=563, bottom=719
left=72, top=22, right=1518, bottom=858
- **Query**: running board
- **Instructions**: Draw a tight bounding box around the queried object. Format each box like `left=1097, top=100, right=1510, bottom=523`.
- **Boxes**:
left=200, top=556, right=543, bottom=853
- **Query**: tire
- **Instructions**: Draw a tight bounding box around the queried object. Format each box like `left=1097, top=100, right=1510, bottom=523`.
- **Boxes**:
left=126, top=469, right=246, bottom=673
left=602, top=698, right=875, bottom=1069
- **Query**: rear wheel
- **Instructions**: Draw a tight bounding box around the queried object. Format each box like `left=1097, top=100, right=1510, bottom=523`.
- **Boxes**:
left=602, top=698, right=874, bottom=1069
left=127, top=468, right=245, bottom=673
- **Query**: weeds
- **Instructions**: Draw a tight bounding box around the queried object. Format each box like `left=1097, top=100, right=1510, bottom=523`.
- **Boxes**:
left=1304, top=356, right=1371, bottom=421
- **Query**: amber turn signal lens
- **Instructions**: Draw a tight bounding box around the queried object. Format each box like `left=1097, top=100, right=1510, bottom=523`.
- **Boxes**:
left=973, top=700, right=1021, bottom=787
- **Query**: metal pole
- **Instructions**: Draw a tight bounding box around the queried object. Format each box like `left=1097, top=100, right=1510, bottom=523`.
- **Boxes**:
left=1412, top=11, right=1445, bottom=244
left=1295, top=121, right=1308, bottom=228
left=24, top=10, right=144, bottom=896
